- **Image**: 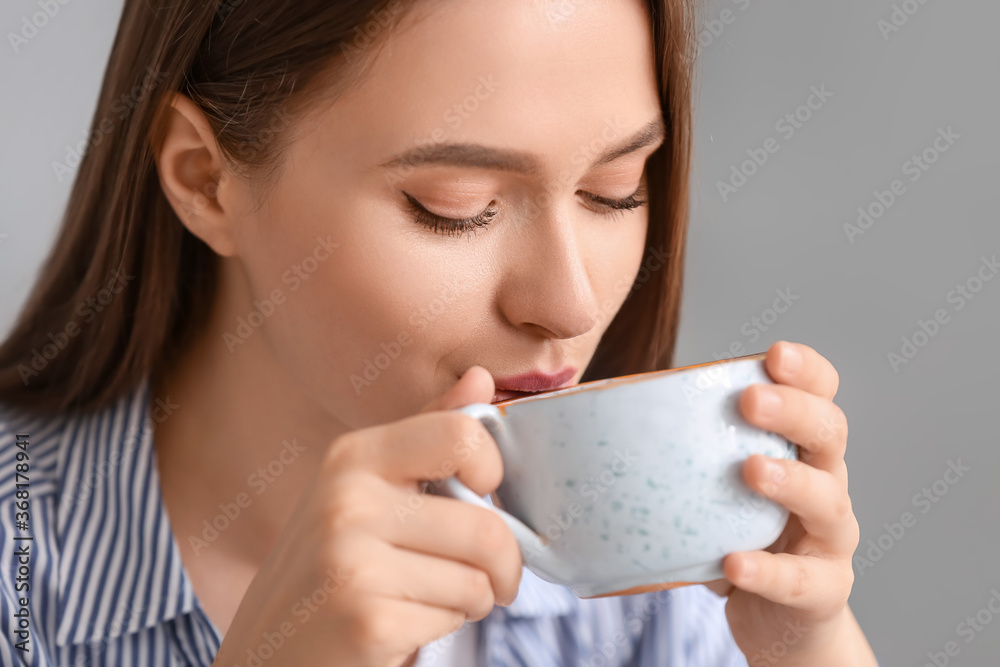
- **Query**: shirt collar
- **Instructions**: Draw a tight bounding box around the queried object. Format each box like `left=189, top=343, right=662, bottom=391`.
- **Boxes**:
left=54, top=376, right=200, bottom=647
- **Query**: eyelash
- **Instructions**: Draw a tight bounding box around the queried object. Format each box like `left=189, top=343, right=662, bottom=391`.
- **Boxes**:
left=403, top=186, right=649, bottom=238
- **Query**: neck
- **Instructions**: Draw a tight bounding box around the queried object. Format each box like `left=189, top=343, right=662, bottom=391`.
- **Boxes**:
left=151, top=260, right=347, bottom=565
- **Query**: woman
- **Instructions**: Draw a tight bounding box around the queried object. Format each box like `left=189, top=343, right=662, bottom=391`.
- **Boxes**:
left=0, top=0, right=878, bottom=664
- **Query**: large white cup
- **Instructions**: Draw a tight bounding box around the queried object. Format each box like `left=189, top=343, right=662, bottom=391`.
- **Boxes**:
left=430, top=353, right=796, bottom=598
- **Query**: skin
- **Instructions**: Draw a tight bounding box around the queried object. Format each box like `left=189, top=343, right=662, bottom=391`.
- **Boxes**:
left=151, top=0, right=876, bottom=664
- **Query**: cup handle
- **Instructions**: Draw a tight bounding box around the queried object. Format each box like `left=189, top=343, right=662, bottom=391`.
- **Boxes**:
left=430, top=403, right=555, bottom=569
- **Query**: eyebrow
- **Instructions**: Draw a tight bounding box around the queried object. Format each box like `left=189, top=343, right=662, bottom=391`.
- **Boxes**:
left=378, top=117, right=667, bottom=176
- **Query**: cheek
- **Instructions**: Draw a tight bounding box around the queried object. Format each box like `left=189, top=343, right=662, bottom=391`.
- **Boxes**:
left=240, top=194, right=486, bottom=425
left=322, top=247, right=487, bottom=421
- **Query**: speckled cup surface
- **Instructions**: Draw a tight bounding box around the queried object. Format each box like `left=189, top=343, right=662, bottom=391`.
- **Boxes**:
left=432, top=353, right=797, bottom=598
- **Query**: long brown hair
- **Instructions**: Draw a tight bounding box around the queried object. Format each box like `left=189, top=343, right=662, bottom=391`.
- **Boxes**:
left=0, top=0, right=698, bottom=415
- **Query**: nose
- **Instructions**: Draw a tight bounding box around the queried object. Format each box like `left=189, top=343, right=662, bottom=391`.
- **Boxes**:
left=496, top=207, right=600, bottom=340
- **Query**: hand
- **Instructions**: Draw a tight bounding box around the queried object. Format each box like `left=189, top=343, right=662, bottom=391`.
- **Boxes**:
left=707, top=341, right=861, bottom=662
left=212, top=366, right=523, bottom=667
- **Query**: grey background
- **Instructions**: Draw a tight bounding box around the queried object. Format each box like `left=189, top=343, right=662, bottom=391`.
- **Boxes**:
left=1, top=0, right=997, bottom=663
left=677, top=0, right=1000, bottom=664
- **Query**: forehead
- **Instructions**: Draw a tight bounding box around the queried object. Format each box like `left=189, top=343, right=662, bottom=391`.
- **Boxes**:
left=296, top=0, right=662, bottom=174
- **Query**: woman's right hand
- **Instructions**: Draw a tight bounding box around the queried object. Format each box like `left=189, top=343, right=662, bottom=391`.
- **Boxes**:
left=211, top=366, right=523, bottom=667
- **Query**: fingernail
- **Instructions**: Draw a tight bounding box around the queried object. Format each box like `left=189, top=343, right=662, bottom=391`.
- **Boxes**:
left=782, top=345, right=802, bottom=375
left=742, top=556, right=758, bottom=580
left=757, top=387, right=783, bottom=417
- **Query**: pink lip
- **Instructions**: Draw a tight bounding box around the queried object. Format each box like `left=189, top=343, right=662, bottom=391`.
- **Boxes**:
left=493, top=367, right=577, bottom=393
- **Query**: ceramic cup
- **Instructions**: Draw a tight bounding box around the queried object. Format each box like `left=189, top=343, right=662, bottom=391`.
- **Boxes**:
left=428, top=352, right=797, bottom=598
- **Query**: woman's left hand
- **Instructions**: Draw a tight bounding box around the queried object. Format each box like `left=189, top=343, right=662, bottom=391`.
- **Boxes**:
left=712, top=341, right=862, bottom=662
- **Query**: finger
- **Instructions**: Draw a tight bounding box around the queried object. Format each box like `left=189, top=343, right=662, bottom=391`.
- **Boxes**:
left=743, top=455, right=859, bottom=556
left=764, top=341, right=840, bottom=401
left=723, top=550, right=853, bottom=615
left=355, top=595, right=468, bottom=663
left=740, top=383, right=848, bottom=476
left=702, top=579, right=735, bottom=598
left=419, top=365, right=496, bottom=413
left=335, top=410, right=504, bottom=497
left=376, top=480, right=523, bottom=606
left=360, top=540, right=503, bottom=622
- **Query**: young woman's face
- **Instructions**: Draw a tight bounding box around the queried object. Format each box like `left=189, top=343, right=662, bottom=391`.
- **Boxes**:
left=227, top=0, right=664, bottom=427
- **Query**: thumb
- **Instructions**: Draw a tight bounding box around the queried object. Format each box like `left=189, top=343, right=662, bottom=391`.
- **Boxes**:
left=419, top=365, right=495, bottom=414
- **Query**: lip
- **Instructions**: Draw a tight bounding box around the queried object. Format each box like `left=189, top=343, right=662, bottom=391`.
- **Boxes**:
left=491, top=367, right=577, bottom=403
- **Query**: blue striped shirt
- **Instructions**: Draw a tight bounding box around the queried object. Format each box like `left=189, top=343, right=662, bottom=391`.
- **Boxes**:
left=0, top=377, right=749, bottom=666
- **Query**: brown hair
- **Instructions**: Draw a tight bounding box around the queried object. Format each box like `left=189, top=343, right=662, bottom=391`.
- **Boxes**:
left=0, top=0, right=698, bottom=415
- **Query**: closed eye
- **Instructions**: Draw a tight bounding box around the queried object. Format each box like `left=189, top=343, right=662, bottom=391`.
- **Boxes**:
left=584, top=185, right=648, bottom=212
left=404, top=183, right=649, bottom=237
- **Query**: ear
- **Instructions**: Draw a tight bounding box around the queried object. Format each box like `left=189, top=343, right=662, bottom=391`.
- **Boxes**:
left=153, top=92, right=241, bottom=257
